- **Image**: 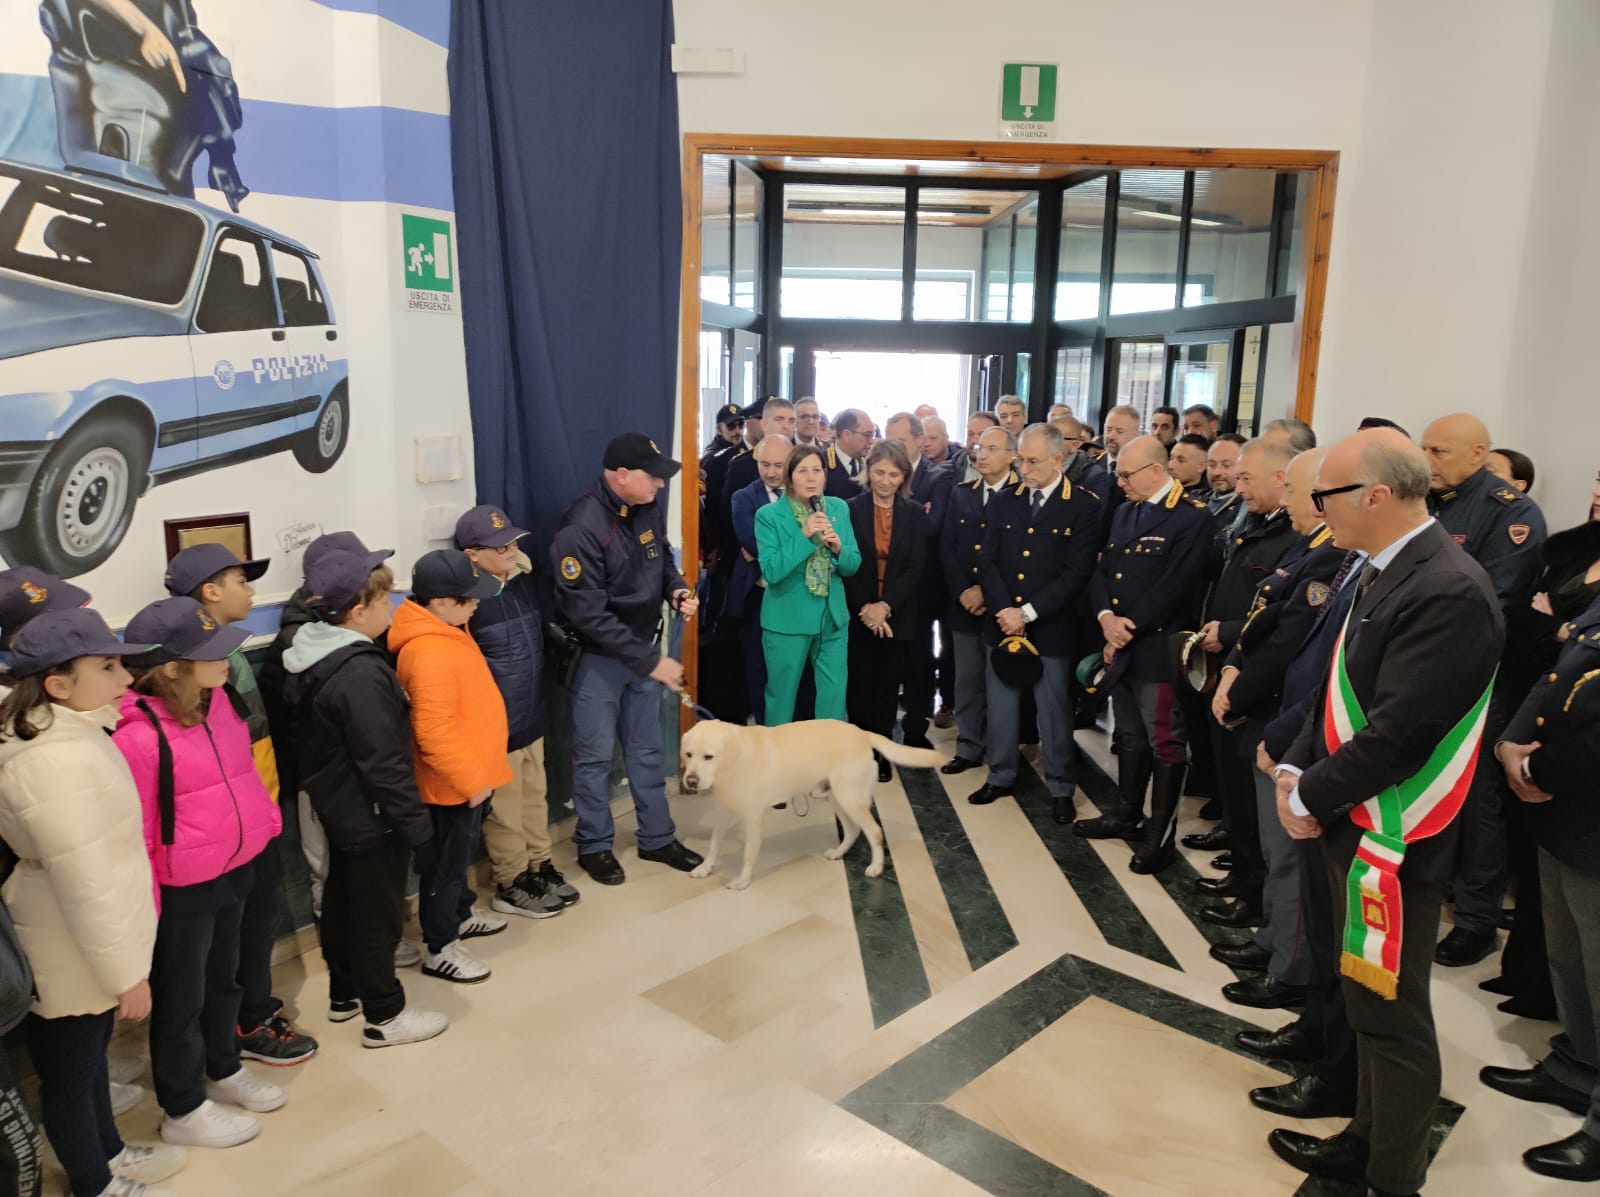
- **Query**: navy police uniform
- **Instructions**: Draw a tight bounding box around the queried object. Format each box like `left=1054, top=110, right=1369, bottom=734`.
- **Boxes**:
left=823, top=443, right=868, bottom=499
left=552, top=468, right=688, bottom=859
left=900, top=459, right=958, bottom=745
left=977, top=475, right=1101, bottom=801
left=1431, top=467, right=1549, bottom=948
left=939, top=471, right=1017, bottom=765
left=1077, top=481, right=1211, bottom=867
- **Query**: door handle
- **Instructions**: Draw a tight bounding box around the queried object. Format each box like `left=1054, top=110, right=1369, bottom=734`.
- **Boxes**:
left=325, top=330, right=338, bottom=341
left=271, top=329, right=286, bottom=341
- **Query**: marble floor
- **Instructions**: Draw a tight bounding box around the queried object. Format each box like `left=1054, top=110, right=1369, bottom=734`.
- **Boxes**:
left=49, top=724, right=1584, bottom=1196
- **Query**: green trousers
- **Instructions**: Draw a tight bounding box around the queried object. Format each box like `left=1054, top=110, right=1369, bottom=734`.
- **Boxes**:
left=762, top=626, right=848, bottom=725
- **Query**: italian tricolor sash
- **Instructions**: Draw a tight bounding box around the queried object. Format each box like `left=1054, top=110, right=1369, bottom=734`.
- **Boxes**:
left=1323, top=610, right=1493, bottom=999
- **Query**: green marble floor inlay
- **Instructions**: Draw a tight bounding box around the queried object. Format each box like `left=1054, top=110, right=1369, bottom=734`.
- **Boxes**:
left=840, top=950, right=1465, bottom=1197
left=1012, top=757, right=1179, bottom=969
left=841, top=825, right=932, bottom=1028
left=897, top=766, right=1019, bottom=973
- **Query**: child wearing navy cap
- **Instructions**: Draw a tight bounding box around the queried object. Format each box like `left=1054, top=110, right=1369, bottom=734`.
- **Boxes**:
left=0, top=566, right=90, bottom=660
left=0, top=611, right=187, bottom=1197
left=280, top=550, right=446, bottom=1048
left=111, top=598, right=284, bottom=1151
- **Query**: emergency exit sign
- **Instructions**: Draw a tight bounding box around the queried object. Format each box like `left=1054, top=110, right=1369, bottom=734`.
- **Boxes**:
left=1000, top=63, right=1057, bottom=140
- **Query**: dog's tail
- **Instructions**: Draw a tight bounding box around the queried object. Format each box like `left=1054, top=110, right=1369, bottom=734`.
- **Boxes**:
left=867, top=734, right=946, bottom=770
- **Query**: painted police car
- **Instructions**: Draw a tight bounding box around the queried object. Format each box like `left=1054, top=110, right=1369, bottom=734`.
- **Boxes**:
left=0, top=158, right=350, bottom=576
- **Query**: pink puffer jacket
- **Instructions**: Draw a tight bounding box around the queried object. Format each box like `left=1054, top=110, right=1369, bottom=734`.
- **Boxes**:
left=112, top=689, right=281, bottom=891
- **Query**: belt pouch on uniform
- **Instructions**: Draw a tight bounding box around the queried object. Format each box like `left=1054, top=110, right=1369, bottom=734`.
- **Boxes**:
left=544, top=622, right=584, bottom=688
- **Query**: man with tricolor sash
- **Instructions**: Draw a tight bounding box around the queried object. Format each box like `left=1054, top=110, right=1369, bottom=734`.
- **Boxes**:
left=1263, top=430, right=1503, bottom=1197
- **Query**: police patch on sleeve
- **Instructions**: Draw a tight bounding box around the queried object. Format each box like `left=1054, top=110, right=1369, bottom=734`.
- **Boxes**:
left=560, top=556, right=582, bottom=582
left=1305, top=581, right=1330, bottom=607
left=1508, top=523, right=1531, bottom=545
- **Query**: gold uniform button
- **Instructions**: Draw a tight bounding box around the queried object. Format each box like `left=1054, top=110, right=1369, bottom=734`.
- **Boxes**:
left=1551, top=673, right=1560, bottom=681
left=1112, top=598, right=1120, bottom=605
left=1017, top=573, right=1025, bottom=580
left=1536, top=716, right=1546, bottom=727
left=1235, top=537, right=1244, bottom=545
left=1023, top=550, right=1031, bottom=557
left=1115, top=572, right=1123, bottom=580
left=1014, top=595, right=1023, bottom=603
left=974, top=543, right=981, bottom=550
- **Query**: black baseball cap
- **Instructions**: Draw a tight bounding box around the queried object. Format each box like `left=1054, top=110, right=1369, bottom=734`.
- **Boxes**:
left=0, top=567, right=91, bottom=638
left=124, top=597, right=248, bottom=666
left=737, top=396, right=769, bottom=420
left=453, top=504, right=529, bottom=549
left=603, top=433, right=681, bottom=480
left=164, top=544, right=269, bottom=596
left=6, top=609, right=156, bottom=678
left=715, top=403, right=744, bottom=428
left=410, top=550, right=503, bottom=602
left=304, top=531, right=393, bottom=576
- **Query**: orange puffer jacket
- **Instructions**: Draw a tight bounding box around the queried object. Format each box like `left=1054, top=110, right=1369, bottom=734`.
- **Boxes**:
left=388, top=600, right=513, bottom=805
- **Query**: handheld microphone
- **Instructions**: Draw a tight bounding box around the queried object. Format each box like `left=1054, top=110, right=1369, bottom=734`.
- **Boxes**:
left=808, top=495, right=824, bottom=514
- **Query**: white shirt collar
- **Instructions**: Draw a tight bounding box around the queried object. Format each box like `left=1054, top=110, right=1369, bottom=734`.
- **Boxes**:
left=1144, top=477, right=1176, bottom=506
left=1369, top=517, right=1436, bottom=572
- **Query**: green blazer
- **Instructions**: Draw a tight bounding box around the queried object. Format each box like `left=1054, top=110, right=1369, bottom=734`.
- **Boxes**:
left=755, top=495, right=862, bottom=635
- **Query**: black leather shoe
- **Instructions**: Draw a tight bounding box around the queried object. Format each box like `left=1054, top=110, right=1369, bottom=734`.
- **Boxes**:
left=1434, top=925, right=1497, bottom=967
left=1224, top=974, right=1305, bottom=1009
left=1182, top=827, right=1230, bottom=850
left=1267, top=1129, right=1370, bottom=1182
left=1052, top=793, right=1076, bottom=825
left=637, top=840, right=705, bottom=873
left=1479, top=1064, right=1589, bottom=1115
left=1210, top=939, right=1271, bottom=970
left=1201, top=899, right=1263, bottom=928
left=901, top=732, right=934, bottom=750
left=1210, top=851, right=1234, bottom=871
left=1524, top=1131, right=1600, bottom=1181
left=1250, top=1074, right=1356, bottom=1119
left=940, top=755, right=981, bottom=776
left=1478, top=974, right=1514, bottom=996
left=1194, top=795, right=1220, bottom=815
left=577, top=850, right=626, bottom=886
left=968, top=783, right=1014, bottom=806
left=1498, top=995, right=1559, bottom=1021
left=1072, top=813, right=1143, bottom=840
left=1235, top=1021, right=1317, bottom=1062
left=1196, top=872, right=1258, bottom=899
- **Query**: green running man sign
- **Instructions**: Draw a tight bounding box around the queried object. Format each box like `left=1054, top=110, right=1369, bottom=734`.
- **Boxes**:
left=402, top=213, right=455, bottom=312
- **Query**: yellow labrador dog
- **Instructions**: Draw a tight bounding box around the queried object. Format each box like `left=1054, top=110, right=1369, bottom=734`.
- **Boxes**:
left=679, top=718, right=945, bottom=890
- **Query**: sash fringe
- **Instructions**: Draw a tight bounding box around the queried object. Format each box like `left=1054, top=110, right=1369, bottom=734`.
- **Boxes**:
left=1341, top=951, right=1399, bottom=1000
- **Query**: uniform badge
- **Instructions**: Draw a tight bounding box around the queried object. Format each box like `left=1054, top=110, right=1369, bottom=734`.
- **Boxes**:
left=560, top=556, right=582, bottom=582
left=1508, top=523, right=1531, bottom=545
left=197, top=610, right=216, bottom=631
left=20, top=580, right=46, bottom=605
left=649, top=439, right=660, bottom=453
left=639, top=529, right=655, bottom=545
left=1306, top=581, right=1330, bottom=608
left=490, top=511, right=506, bottom=529
left=1451, top=533, right=1467, bottom=546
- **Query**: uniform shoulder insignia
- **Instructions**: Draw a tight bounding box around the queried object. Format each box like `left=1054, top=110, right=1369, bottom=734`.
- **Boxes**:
left=1565, top=668, right=1600, bottom=713
left=1165, top=485, right=1182, bottom=510
left=1059, top=476, right=1073, bottom=500
left=560, top=556, right=582, bottom=582
left=1489, top=485, right=1524, bottom=506
left=1013, top=482, right=1028, bottom=496
left=1509, top=523, right=1532, bottom=545
left=960, top=477, right=980, bottom=490
left=1309, top=526, right=1333, bottom=547
left=1189, top=498, right=1209, bottom=510
left=827, top=445, right=839, bottom=468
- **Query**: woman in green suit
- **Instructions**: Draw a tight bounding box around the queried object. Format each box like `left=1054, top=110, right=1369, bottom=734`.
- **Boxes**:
left=754, top=444, right=862, bottom=724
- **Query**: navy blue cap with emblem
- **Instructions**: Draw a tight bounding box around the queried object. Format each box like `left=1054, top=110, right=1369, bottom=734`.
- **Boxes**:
left=124, top=597, right=248, bottom=666
left=0, top=567, right=91, bottom=638
left=453, top=504, right=530, bottom=549
left=302, top=549, right=387, bottom=616
left=410, top=549, right=503, bottom=602
left=737, top=396, right=769, bottom=421
left=163, top=543, right=269, bottom=597
left=715, top=403, right=744, bottom=427
left=303, top=531, right=394, bottom=576
left=7, top=608, right=157, bottom=678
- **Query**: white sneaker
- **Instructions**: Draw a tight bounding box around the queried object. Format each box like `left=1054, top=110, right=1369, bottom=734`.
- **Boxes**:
left=458, top=907, right=507, bottom=939
left=421, top=940, right=490, bottom=984
left=159, top=1100, right=260, bottom=1148
left=97, top=1178, right=174, bottom=1197
left=362, top=1006, right=448, bottom=1049
left=394, top=939, right=422, bottom=968
left=107, top=1056, right=146, bottom=1085
left=109, top=1080, right=145, bottom=1116
left=109, top=1143, right=187, bottom=1184
left=205, top=1066, right=286, bottom=1113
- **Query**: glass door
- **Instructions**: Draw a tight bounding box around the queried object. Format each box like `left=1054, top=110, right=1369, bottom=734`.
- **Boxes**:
left=1165, top=327, right=1247, bottom=432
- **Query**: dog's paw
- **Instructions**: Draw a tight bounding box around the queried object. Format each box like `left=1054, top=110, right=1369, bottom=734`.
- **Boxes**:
left=725, top=874, right=752, bottom=891
left=689, top=861, right=714, bottom=879
left=864, top=861, right=885, bottom=878
left=822, top=847, right=845, bottom=861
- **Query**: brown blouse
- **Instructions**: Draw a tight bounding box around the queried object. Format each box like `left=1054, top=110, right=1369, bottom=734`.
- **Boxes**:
left=874, top=503, right=893, bottom=594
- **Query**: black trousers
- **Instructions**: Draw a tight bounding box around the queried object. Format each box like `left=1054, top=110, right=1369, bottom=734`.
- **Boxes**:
left=21, top=1013, right=102, bottom=1196
left=1211, top=721, right=1263, bottom=892
left=321, top=835, right=410, bottom=1024
left=847, top=623, right=908, bottom=738
left=1298, top=839, right=1357, bottom=1096
left=420, top=804, right=485, bottom=953
left=236, top=834, right=285, bottom=1030
left=1331, top=861, right=1446, bottom=1195
left=899, top=613, right=936, bottom=741
left=0, top=1046, right=40, bottom=1197
left=150, top=893, right=247, bottom=1117
left=1497, top=797, right=1555, bottom=1009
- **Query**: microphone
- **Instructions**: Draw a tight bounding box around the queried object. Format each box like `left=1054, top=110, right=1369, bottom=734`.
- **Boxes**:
left=808, top=495, right=824, bottom=514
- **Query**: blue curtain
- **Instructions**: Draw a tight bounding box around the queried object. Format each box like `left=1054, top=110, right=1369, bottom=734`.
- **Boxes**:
left=448, top=0, right=682, bottom=553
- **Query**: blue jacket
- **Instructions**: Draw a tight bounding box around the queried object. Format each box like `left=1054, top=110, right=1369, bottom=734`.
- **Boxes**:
left=466, top=552, right=546, bottom=751
left=727, top=478, right=780, bottom=620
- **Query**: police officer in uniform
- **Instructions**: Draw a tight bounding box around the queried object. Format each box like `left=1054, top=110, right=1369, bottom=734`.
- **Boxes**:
left=1078, top=436, right=1211, bottom=867
left=552, top=433, right=705, bottom=886
left=1422, top=413, right=1548, bottom=966
left=824, top=408, right=874, bottom=497
left=938, top=425, right=1018, bottom=774
left=968, top=423, right=1102, bottom=822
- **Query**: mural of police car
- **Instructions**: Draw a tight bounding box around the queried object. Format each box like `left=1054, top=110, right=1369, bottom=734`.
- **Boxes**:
left=0, top=158, right=350, bottom=577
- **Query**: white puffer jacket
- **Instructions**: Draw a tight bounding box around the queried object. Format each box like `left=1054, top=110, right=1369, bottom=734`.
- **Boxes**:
left=0, top=700, right=157, bottom=1018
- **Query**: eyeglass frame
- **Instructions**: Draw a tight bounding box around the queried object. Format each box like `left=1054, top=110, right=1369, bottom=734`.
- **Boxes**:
left=1114, top=461, right=1161, bottom=484
left=1310, top=482, right=1370, bottom=514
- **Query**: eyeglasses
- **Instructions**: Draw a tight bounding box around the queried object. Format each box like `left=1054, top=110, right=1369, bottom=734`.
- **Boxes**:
left=1115, top=461, right=1160, bottom=483
left=1310, top=482, right=1369, bottom=514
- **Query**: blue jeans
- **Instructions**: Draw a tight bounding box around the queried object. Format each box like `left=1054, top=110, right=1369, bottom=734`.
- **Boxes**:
left=420, top=803, right=485, bottom=953
left=569, top=652, right=677, bottom=855
left=985, top=652, right=1076, bottom=794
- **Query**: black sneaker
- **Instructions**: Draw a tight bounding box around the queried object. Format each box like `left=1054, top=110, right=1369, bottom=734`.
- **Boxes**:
left=238, top=1014, right=319, bottom=1066
left=328, top=999, right=361, bottom=1023
left=534, top=861, right=581, bottom=907
left=637, top=840, right=705, bottom=873
left=578, top=850, right=626, bottom=885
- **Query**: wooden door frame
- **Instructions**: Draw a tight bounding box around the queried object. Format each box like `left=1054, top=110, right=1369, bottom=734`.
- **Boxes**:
left=678, top=133, right=1339, bottom=703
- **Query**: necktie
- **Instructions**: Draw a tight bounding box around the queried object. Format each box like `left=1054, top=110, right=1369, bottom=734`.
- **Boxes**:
left=1030, top=490, right=1043, bottom=519
left=1357, top=562, right=1379, bottom=597
left=982, top=486, right=991, bottom=508
left=769, top=488, right=780, bottom=504
left=1134, top=501, right=1147, bottom=528
left=848, top=457, right=860, bottom=478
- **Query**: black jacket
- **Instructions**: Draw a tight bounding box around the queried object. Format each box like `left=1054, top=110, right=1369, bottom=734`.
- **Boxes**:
left=281, top=639, right=432, bottom=852
left=941, top=473, right=1016, bottom=633
left=843, top=493, right=926, bottom=638
left=465, top=557, right=546, bottom=750
left=1204, top=507, right=1300, bottom=649
left=978, top=476, right=1102, bottom=656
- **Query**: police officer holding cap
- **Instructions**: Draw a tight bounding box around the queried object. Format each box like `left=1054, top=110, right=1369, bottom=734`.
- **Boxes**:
left=552, top=432, right=704, bottom=887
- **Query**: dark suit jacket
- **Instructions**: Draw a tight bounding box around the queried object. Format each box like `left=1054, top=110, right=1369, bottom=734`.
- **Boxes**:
left=941, top=473, right=1016, bottom=634
left=843, top=493, right=926, bottom=638
left=1283, top=521, right=1504, bottom=879
left=978, top=477, right=1102, bottom=656
left=727, top=478, right=778, bottom=619
left=823, top=444, right=867, bottom=500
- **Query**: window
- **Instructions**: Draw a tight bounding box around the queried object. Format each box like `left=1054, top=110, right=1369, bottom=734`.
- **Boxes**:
left=1183, top=170, right=1276, bottom=306
left=1054, top=346, right=1092, bottom=413
left=195, top=231, right=276, bottom=333
left=913, top=188, right=1037, bottom=322
left=700, top=155, right=731, bottom=305
left=732, top=163, right=761, bottom=311
left=270, top=245, right=329, bottom=326
left=781, top=184, right=906, bottom=318
left=1056, top=176, right=1106, bottom=320
left=1115, top=340, right=1166, bottom=424
left=1111, top=170, right=1183, bottom=314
